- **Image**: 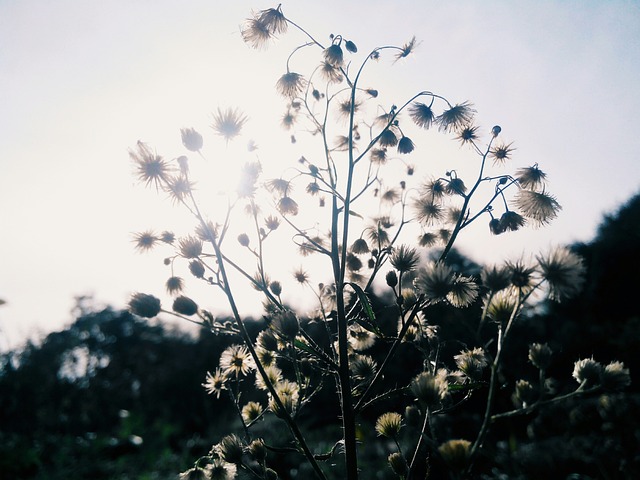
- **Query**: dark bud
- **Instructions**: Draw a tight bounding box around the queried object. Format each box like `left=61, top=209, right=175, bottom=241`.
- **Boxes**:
left=386, top=270, right=398, bottom=288
left=345, top=40, right=358, bottom=53
left=172, top=296, right=198, bottom=316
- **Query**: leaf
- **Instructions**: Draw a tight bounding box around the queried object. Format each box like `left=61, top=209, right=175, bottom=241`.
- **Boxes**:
left=345, top=282, right=375, bottom=323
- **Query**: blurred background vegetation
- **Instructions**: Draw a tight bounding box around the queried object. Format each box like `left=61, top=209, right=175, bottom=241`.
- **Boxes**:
left=1, top=193, right=638, bottom=480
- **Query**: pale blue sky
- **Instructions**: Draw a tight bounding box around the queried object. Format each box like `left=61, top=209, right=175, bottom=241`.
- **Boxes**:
left=1, top=1, right=639, bottom=350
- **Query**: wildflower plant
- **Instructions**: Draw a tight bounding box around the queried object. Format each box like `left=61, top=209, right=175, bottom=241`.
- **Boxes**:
left=127, top=5, right=629, bottom=479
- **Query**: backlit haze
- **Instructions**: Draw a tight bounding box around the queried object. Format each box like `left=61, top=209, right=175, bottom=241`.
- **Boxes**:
left=1, top=1, right=639, bottom=351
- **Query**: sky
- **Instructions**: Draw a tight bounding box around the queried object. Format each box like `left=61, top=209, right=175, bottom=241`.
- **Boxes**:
left=1, top=0, right=639, bottom=351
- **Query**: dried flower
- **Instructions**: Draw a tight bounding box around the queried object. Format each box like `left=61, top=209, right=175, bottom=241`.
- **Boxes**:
left=445, top=177, right=467, bottom=196
left=165, top=276, right=184, bottom=295
left=350, top=354, right=377, bottom=382
left=189, top=260, right=205, bottom=278
left=601, top=361, right=631, bottom=391
left=128, top=293, right=161, bottom=318
left=256, top=6, right=287, bottom=35
left=130, top=141, right=171, bottom=189
left=265, top=215, right=280, bottom=231
left=454, top=347, right=489, bottom=380
left=413, top=197, right=444, bottom=226
left=418, top=232, right=438, bottom=247
left=436, top=101, right=475, bottom=133
left=486, top=289, right=518, bottom=324
left=173, top=296, right=198, bottom=316
left=255, top=364, right=282, bottom=391
left=269, top=380, right=299, bottom=418
left=481, top=265, right=511, bottom=292
left=165, top=175, right=193, bottom=204
left=277, top=196, right=299, bottom=215
left=410, top=371, right=448, bottom=407
left=319, top=61, right=343, bottom=83
left=179, top=235, right=203, bottom=258
left=211, top=107, right=248, bottom=143
left=397, top=136, right=415, bottom=154
left=220, top=344, right=255, bottom=377
left=375, top=412, right=403, bottom=438
left=447, top=276, right=479, bottom=307
left=499, top=210, right=526, bottom=232
left=241, top=17, right=272, bottom=50
left=323, top=43, right=344, bottom=67
left=390, top=244, right=420, bottom=273
left=272, top=310, right=299, bottom=340
left=490, top=142, right=515, bottom=164
left=409, top=102, right=435, bottom=129
left=514, top=379, right=538, bottom=407
left=517, top=164, right=547, bottom=190
left=388, top=452, right=408, bottom=477
left=536, top=247, right=586, bottom=301
left=528, top=343, right=553, bottom=370
left=179, top=467, right=209, bottom=480
left=207, top=458, right=237, bottom=480
left=370, top=148, right=388, bottom=164
left=506, top=258, right=537, bottom=291
left=438, top=439, right=471, bottom=474
left=348, top=324, right=375, bottom=351
left=242, top=402, right=264, bottom=424
left=350, top=238, right=370, bottom=255
left=203, top=368, right=227, bottom=398
left=456, top=125, right=479, bottom=145
left=133, top=231, right=158, bottom=252
left=573, top=358, right=603, bottom=388
left=180, top=127, right=203, bottom=152
left=378, top=128, right=398, bottom=147
left=394, top=36, right=417, bottom=62
left=218, top=434, right=244, bottom=465
left=414, top=262, right=454, bottom=303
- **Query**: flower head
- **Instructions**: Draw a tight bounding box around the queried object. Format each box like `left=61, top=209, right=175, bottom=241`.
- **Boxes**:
left=394, top=36, right=418, bottom=62
left=179, top=235, right=203, bottom=258
left=528, top=343, right=553, bottom=370
left=211, top=108, right=248, bottom=143
left=414, top=262, right=454, bottom=303
left=410, top=371, right=448, bottom=407
left=397, top=136, right=415, bottom=154
left=375, top=412, right=403, bottom=438
left=242, top=401, right=264, bottom=424
left=180, top=127, right=203, bottom=152
left=438, top=439, right=471, bottom=474
left=128, top=293, right=161, bottom=318
left=220, top=344, right=255, bottom=377
left=323, top=43, right=344, bottom=67
left=413, top=197, right=444, bottom=226
left=276, top=72, right=306, bottom=98
left=130, top=141, right=171, bottom=189
left=499, top=210, right=526, bottom=232
left=602, top=361, right=631, bottom=391
left=409, top=102, right=435, bottom=129
left=256, top=6, right=287, bottom=35
left=536, top=247, right=586, bottom=301
left=456, top=125, right=479, bottom=145
left=133, top=231, right=158, bottom=252
left=390, top=244, right=420, bottom=273
left=454, top=347, right=488, bottom=380
left=490, top=142, right=515, bottom=164
left=481, top=265, right=511, bottom=292
left=573, top=358, right=603, bottom=388
left=447, top=276, right=479, bottom=307
left=241, top=17, right=273, bottom=50
left=203, top=368, right=227, bottom=398
left=513, top=189, right=561, bottom=226
left=173, top=296, right=198, bottom=316
left=207, top=458, right=237, bottom=480
left=436, top=102, right=475, bottom=133
left=516, top=164, right=547, bottom=190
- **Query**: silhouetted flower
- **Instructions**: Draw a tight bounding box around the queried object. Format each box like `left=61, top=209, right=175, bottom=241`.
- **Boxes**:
left=437, top=102, right=475, bottom=132
left=173, top=295, right=198, bottom=316
left=211, top=108, right=248, bottom=143
left=529, top=343, right=553, bottom=370
left=445, top=177, right=467, bottom=195
left=413, top=197, right=444, bottom=226
left=350, top=238, right=370, bottom=254
left=276, top=72, right=305, bottom=98
left=189, top=260, right=205, bottom=278
left=133, top=231, right=158, bottom=252
left=573, top=358, right=603, bottom=388
left=345, top=39, right=358, bottom=53
left=447, top=276, right=479, bottom=307
left=207, top=458, right=237, bottom=480
left=391, top=244, right=420, bottom=272
left=388, top=452, right=408, bottom=477
left=513, top=189, right=561, bottom=226
left=319, top=61, right=343, bottom=83
left=242, top=401, right=264, bottom=424
left=349, top=324, right=375, bottom=351
left=397, top=136, right=415, bottom=154
left=370, top=148, right=388, bottom=164
left=394, top=36, right=417, bottom=62
left=516, top=164, right=547, bottom=190
left=438, top=439, right=471, bottom=474
left=490, top=142, right=515, bottom=164
left=241, top=17, right=272, bottom=49
left=130, top=141, right=171, bottom=189
left=414, top=262, right=454, bottom=302
left=378, top=128, right=398, bottom=147
left=409, top=102, right=435, bottom=129
left=410, top=371, right=448, bottom=407
left=323, top=43, right=344, bottom=67
left=499, top=210, right=526, bottom=232
left=165, top=175, right=194, bottom=204
left=179, top=235, right=203, bottom=258
left=602, top=361, right=631, bottom=391
left=455, top=348, right=488, bottom=380
left=180, top=127, right=203, bottom=152
left=421, top=178, right=447, bottom=199
left=456, top=125, right=479, bottom=145
left=536, top=247, right=586, bottom=301
left=277, top=196, right=298, bottom=215
left=256, top=6, right=287, bottom=35
left=128, top=293, right=161, bottom=318
left=481, top=265, right=511, bottom=292
left=165, top=276, right=184, bottom=294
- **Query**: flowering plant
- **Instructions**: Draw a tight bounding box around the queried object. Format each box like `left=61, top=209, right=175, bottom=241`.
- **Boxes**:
left=128, top=5, right=629, bottom=479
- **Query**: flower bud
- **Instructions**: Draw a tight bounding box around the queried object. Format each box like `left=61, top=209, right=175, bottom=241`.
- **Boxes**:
left=387, top=452, right=408, bottom=477
left=438, top=439, right=471, bottom=474
left=269, top=281, right=282, bottom=296
left=385, top=270, right=398, bottom=288
left=237, top=233, right=250, bottom=247
left=491, top=125, right=502, bottom=137
left=514, top=379, right=537, bottom=407
left=572, top=358, right=603, bottom=388
left=410, top=371, right=447, bottom=407
left=189, top=260, right=205, bottom=278
left=248, top=439, right=267, bottom=462
left=218, top=434, right=244, bottom=464
left=375, top=412, right=403, bottom=438
left=345, top=39, right=358, bottom=53
left=272, top=310, right=299, bottom=340
left=404, top=405, right=421, bottom=427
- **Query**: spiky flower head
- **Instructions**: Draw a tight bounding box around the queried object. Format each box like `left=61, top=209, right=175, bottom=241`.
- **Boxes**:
left=512, top=189, right=561, bottom=226
left=438, top=439, right=471, bottom=474
left=319, top=61, right=343, bottom=84
left=128, top=293, right=161, bottom=318
left=277, top=196, right=298, bottom=216
left=179, top=467, right=209, bottom=480
left=414, top=261, right=454, bottom=303
left=207, top=458, right=237, bottom=480
left=323, top=43, right=344, bottom=67
left=247, top=438, right=267, bottom=462
left=348, top=324, right=375, bottom=351
left=409, top=102, right=435, bottom=129
left=203, top=368, right=227, bottom=399
left=506, top=258, right=537, bottom=291
left=436, top=101, right=475, bottom=133
left=189, top=260, right=205, bottom=278
left=486, top=289, right=518, bottom=324
left=499, top=210, right=526, bottom=232
left=528, top=343, right=553, bottom=370
left=370, top=148, right=388, bottom=164
left=255, top=364, right=282, bottom=391
left=269, top=380, right=299, bottom=418
left=180, top=127, right=203, bottom=152
left=179, top=235, right=203, bottom=258
left=256, top=6, right=287, bottom=35
left=390, top=244, right=420, bottom=273
left=378, top=128, right=398, bottom=147
left=514, top=379, right=538, bottom=407
left=413, top=197, right=444, bottom=226
left=375, top=412, right=403, bottom=438
left=271, top=310, right=299, bottom=340
left=394, top=35, right=417, bottom=62
left=211, top=108, right=248, bottom=143
left=601, top=361, right=631, bottom=391
left=350, top=354, right=377, bottom=383
left=173, top=295, right=198, bottom=316
left=133, top=231, right=158, bottom=252
left=490, top=142, right=515, bottom=164
left=447, top=276, right=479, bottom=307
left=454, top=347, right=489, bottom=381
left=456, top=125, right=479, bottom=145
left=573, top=358, right=603, bottom=388
left=411, top=371, right=448, bottom=407
left=241, top=17, right=272, bottom=50
left=217, top=434, right=244, bottom=465
left=397, top=136, right=415, bottom=154
left=536, top=247, right=586, bottom=301
left=130, top=141, right=171, bottom=190
left=516, top=164, right=547, bottom=190
left=481, top=265, right=511, bottom=292
left=445, top=177, right=467, bottom=196
left=165, top=276, right=184, bottom=295
left=220, top=344, right=255, bottom=378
